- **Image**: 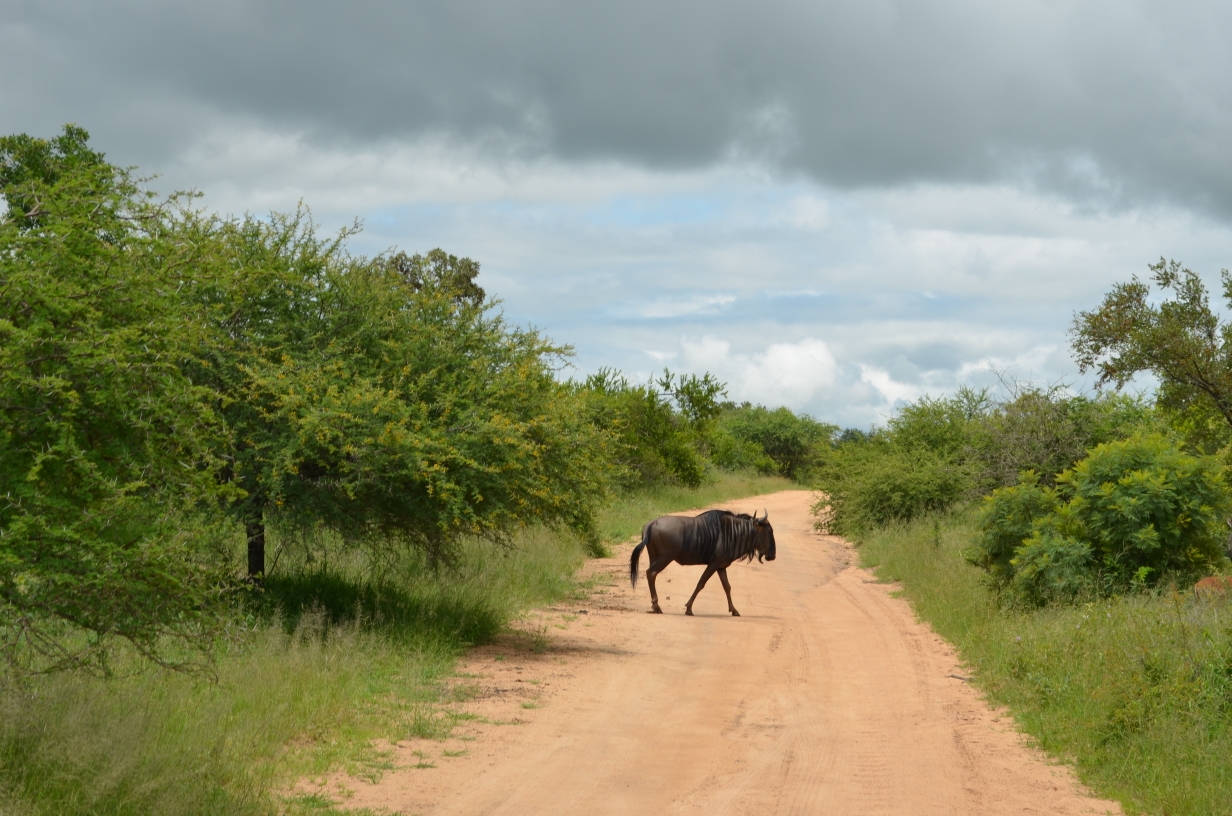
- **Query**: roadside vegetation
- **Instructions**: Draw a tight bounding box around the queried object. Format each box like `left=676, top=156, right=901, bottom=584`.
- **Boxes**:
left=0, top=126, right=812, bottom=814
left=9, top=121, right=1231, bottom=815
left=818, top=258, right=1232, bottom=814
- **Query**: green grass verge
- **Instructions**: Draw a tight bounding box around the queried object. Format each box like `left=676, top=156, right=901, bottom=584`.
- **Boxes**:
left=857, top=509, right=1232, bottom=816
left=0, top=474, right=791, bottom=816
left=0, top=527, right=585, bottom=816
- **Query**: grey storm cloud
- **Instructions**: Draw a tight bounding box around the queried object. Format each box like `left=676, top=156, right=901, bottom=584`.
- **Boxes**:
left=5, top=0, right=1232, bottom=217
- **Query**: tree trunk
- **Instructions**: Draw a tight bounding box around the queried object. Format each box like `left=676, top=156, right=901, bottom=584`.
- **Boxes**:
left=246, top=511, right=266, bottom=578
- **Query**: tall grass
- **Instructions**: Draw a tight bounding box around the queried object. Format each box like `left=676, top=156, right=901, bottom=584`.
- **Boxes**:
left=0, top=526, right=586, bottom=816
left=859, top=510, right=1232, bottom=816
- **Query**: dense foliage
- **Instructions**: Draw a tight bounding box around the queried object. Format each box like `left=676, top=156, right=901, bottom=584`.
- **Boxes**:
left=712, top=404, right=835, bottom=479
left=1072, top=258, right=1232, bottom=455
left=186, top=211, right=612, bottom=571
left=578, top=368, right=726, bottom=489
left=0, top=128, right=233, bottom=672
left=813, top=385, right=1151, bottom=537
left=0, top=127, right=618, bottom=672
left=970, top=434, right=1230, bottom=604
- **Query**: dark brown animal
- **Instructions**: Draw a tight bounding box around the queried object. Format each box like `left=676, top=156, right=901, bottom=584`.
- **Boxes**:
left=630, top=509, right=776, bottom=616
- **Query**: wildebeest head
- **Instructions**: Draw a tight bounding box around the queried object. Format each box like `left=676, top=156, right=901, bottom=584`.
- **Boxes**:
left=753, top=508, right=776, bottom=562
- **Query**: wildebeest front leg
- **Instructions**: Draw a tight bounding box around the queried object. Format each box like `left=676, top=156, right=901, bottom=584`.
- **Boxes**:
left=717, top=568, right=739, bottom=616
left=684, top=565, right=718, bottom=616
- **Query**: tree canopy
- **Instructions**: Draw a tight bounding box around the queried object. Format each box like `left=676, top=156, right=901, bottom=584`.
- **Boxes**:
left=0, top=126, right=612, bottom=672
left=0, top=127, right=231, bottom=672
left=1072, top=258, right=1232, bottom=449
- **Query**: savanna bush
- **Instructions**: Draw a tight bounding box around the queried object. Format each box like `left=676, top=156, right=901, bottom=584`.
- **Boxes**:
left=970, top=387, right=1152, bottom=491
left=813, top=442, right=973, bottom=536
left=0, top=125, right=614, bottom=672
left=580, top=369, right=709, bottom=488
left=970, top=433, right=1231, bottom=604
left=715, top=405, right=835, bottom=480
left=708, top=426, right=778, bottom=474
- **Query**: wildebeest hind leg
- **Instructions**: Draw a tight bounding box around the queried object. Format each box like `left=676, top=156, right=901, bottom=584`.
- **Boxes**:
left=718, top=568, right=739, bottom=616
left=646, top=558, right=672, bottom=614
left=685, top=565, right=718, bottom=616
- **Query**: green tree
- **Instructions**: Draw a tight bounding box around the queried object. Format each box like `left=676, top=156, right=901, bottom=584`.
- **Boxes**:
left=580, top=369, right=709, bottom=488
left=718, top=405, right=835, bottom=480
left=1072, top=258, right=1232, bottom=444
left=888, top=388, right=988, bottom=456
left=0, top=127, right=231, bottom=672
left=186, top=211, right=610, bottom=573
left=813, top=439, right=971, bottom=536
left=384, top=248, right=485, bottom=306
left=969, top=386, right=1152, bottom=490
left=970, top=434, right=1230, bottom=604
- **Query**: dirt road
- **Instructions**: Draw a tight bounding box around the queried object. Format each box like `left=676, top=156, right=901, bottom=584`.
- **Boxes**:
left=316, top=490, right=1121, bottom=815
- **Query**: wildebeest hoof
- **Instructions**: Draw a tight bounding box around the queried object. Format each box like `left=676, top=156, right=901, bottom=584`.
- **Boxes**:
left=685, top=608, right=694, bottom=616
left=651, top=606, right=663, bottom=614
left=731, top=610, right=741, bottom=617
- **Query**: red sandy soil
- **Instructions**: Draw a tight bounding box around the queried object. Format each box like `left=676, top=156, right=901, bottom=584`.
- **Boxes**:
left=299, top=489, right=1121, bottom=815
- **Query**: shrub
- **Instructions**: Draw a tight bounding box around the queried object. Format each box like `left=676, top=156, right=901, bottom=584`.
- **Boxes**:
left=971, top=433, right=1232, bottom=604
left=1007, top=509, right=1096, bottom=605
left=967, top=471, right=1059, bottom=586
left=580, top=369, right=707, bottom=488
left=1061, top=433, right=1229, bottom=588
left=708, top=426, right=777, bottom=474
left=969, top=387, right=1152, bottom=490
left=0, top=127, right=234, bottom=673
left=888, top=388, right=988, bottom=456
left=814, top=443, right=973, bottom=536
left=716, top=405, right=835, bottom=479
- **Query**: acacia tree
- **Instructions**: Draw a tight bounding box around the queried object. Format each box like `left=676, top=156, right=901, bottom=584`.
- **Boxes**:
left=183, top=212, right=611, bottom=575
left=0, top=127, right=231, bottom=673
left=1071, top=258, right=1232, bottom=449
left=1, top=126, right=614, bottom=674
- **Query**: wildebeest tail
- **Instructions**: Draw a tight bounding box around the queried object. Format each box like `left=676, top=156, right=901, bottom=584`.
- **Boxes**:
left=630, top=524, right=650, bottom=588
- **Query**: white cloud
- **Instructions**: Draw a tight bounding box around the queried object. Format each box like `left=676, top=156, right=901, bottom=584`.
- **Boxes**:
left=681, top=335, right=839, bottom=411
left=859, top=365, right=925, bottom=406
left=77, top=117, right=1232, bottom=431
left=681, top=335, right=731, bottom=369
left=637, top=294, right=736, bottom=319
left=643, top=349, right=678, bottom=363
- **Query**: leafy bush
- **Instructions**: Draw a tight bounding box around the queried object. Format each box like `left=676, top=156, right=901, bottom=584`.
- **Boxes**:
left=708, top=426, right=777, bottom=473
left=1007, top=513, right=1096, bottom=605
left=888, top=388, right=988, bottom=456
left=716, top=405, right=835, bottom=479
left=970, top=386, right=1152, bottom=490
left=966, top=471, right=1058, bottom=585
left=813, top=442, right=973, bottom=536
left=971, top=434, right=1231, bottom=604
left=0, top=127, right=234, bottom=673
left=1062, top=434, right=1229, bottom=586
left=580, top=369, right=719, bottom=488
left=0, top=126, right=614, bottom=672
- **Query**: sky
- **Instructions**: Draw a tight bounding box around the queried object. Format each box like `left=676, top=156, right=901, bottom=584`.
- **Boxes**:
left=4, top=1, right=1232, bottom=428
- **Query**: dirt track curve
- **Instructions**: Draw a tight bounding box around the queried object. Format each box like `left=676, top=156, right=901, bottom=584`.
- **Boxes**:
left=309, top=490, right=1122, bottom=815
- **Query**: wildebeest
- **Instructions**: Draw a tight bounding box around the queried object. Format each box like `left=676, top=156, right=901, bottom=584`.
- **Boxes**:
left=629, top=509, right=776, bottom=616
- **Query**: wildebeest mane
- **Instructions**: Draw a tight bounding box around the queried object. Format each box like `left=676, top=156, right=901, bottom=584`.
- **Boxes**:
left=680, top=510, right=765, bottom=565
